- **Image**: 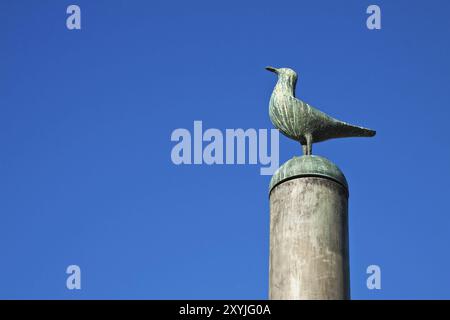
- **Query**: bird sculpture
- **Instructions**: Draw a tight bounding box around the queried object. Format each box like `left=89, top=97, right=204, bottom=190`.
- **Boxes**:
left=266, top=66, right=376, bottom=155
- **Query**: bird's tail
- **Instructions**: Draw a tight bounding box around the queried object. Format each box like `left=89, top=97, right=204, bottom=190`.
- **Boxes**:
left=336, top=121, right=376, bottom=138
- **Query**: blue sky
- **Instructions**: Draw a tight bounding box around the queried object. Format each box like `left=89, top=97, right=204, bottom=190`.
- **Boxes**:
left=1, top=0, right=450, bottom=299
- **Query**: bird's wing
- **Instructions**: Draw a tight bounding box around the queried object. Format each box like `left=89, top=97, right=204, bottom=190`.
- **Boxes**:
left=292, top=97, right=338, bottom=124
left=293, top=98, right=376, bottom=141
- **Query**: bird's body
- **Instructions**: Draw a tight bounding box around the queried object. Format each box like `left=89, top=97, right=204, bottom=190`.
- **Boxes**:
left=266, top=67, right=376, bottom=155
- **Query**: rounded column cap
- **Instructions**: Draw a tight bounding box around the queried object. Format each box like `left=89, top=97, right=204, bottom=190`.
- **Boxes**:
left=269, top=155, right=348, bottom=194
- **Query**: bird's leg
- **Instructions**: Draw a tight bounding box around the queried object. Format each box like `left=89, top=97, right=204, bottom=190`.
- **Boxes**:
left=302, top=144, right=307, bottom=155
left=305, top=134, right=313, bottom=155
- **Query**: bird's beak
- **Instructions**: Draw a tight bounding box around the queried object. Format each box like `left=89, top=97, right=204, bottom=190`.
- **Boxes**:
left=265, top=66, right=278, bottom=74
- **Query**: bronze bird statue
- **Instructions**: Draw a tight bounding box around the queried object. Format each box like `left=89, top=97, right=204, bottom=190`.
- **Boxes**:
left=266, top=66, right=376, bottom=155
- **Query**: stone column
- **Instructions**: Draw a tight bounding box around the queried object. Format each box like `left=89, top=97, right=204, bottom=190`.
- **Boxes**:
left=269, top=155, right=350, bottom=300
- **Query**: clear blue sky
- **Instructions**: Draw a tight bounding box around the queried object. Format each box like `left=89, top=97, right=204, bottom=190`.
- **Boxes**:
left=1, top=0, right=450, bottom=299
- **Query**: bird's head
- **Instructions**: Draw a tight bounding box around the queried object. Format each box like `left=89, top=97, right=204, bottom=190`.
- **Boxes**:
left=266, top=66, right=298, bottom=95
left=265, top=66, right=298, bottom=81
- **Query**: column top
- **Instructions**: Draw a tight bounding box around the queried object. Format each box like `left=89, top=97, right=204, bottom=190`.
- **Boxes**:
left=269, top=155, right=348, bottom=194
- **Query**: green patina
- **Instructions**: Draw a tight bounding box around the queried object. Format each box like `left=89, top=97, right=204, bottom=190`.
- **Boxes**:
left=269, top=155, right=348, bottom=193
left=265, top=66, right=376, bottom=192
left=266, top=67, right=376, bottom=156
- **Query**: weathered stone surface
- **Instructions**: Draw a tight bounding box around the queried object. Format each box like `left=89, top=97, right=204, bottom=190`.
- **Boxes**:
left=269, top=176, right=350, bottom=300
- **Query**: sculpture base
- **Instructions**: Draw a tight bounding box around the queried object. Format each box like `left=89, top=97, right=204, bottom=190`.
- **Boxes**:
left=269, top=155, right=350, bottom=300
